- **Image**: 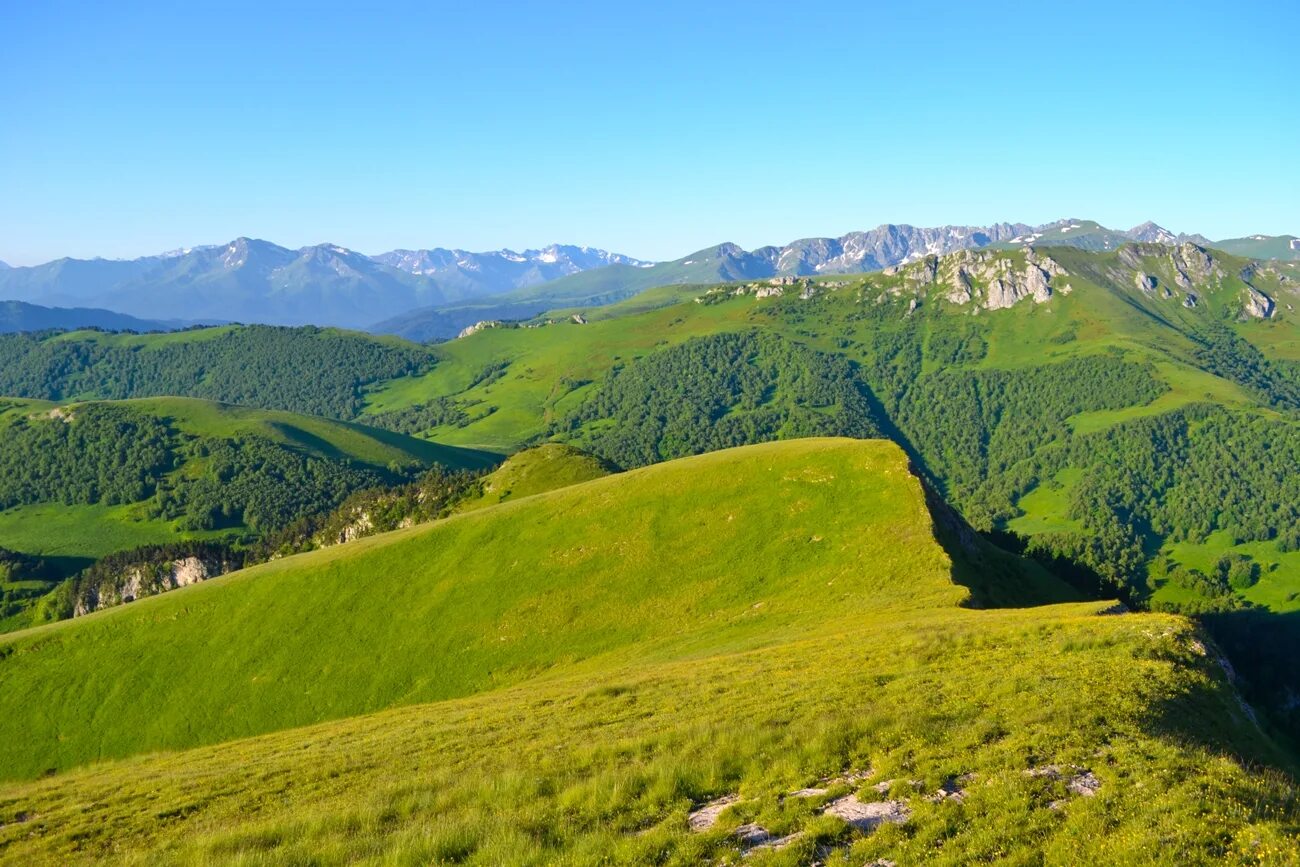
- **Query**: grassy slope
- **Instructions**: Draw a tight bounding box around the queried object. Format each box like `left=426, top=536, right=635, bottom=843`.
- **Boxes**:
left=0, top=440, right=1293, bottom=864
left=456, top=443, right=613, bottom=512
left=0, top=439, right=956, bottom=779
left=1213, top=236, right=1300, bottom=261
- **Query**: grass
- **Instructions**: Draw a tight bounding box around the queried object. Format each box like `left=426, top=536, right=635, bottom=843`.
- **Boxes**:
left=117, top=396, right=493, bottom=471
left=1005, top=468, right=1087, bottom=536
left=0, top=502, right=225, bottom=573
left=0, top=439, right=1294, bottom=864
left=1153, top=532, right=1300, bottom=614
left=0, top=439, right=957, bottom=779
left=456, top=443, right=613, bottom=512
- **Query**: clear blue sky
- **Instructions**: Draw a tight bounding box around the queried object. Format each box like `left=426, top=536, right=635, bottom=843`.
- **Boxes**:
left=1, top=0, right=1297, bottom=265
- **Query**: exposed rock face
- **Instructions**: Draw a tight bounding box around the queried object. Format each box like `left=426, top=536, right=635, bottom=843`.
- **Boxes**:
left=1118, top=246, right=1146, bottom=271
left=333, top=511, right=375, bottom=545
left=1135, top=274, right=1158, bottom=294
left=729, top=275, right=811, bottom=299
left=456, top=320, right=500, bottom=338
left=1244, top=286, right=1275, bottom=319
left=75, top=556, right=230, bottom=616
left=687, top=794, right=738, bottom=832
left=889, top=248, right=1067, bottom=311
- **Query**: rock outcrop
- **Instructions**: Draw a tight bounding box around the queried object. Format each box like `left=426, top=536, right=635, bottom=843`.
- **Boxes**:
left=74, top=554, right=235, bottom=616
left=925, top=248, right=1065, bottom=310
left=1243, top=285, right=1275, bottom=319
left=457, top=320, right=501, bottom=339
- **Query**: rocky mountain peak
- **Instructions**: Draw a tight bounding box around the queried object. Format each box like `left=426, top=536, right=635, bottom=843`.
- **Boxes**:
left=1128, top=221, right=1178, bottom=244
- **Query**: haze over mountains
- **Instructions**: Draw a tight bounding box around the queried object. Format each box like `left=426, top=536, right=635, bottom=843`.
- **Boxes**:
left=0, top=300, right=194, bottom=334
left=0, top=219, right=1295, bottom=336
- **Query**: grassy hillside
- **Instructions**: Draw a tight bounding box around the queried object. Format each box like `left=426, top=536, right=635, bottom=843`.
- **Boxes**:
left=456, top=443, right=613, bottom=512
left=1214, top=235, right=1300, bottom=261
left=359, top=244, right=1300, bottom=596
left=0, top=440, right=1293, bottom=864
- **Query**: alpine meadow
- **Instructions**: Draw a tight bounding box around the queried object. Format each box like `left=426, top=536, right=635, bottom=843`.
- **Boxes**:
left=2, top=2, right=1300, bottom=864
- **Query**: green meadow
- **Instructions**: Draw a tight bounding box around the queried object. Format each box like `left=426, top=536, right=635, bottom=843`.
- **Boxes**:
left=0, top=440, right=1294, bottom=864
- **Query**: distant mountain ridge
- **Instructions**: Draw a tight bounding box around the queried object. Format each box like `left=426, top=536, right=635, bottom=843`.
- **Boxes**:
left=373, top=244, right=650, bottom=293
left=0, top=240, right=645, bottom=329
left=4, top=220, right=1295, bottom=338
left=0, top=300, right=196, bottom=334
left=374, top=218, right=1266, bottom=341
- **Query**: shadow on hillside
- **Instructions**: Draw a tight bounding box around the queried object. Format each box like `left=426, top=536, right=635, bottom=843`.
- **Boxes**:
left=42, top=555, right=94, bottom=580
left=925, top=480, right=1300, bottom=769
left=917, top=475, right=1090, bottom=609
left=1198, top=607, right=1300, bottom=761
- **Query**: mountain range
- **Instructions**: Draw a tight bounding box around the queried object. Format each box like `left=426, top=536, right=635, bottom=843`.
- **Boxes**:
left=0, top=241, right=647, bottom=329
left=372, top=219, right=1293, bottom=340
left=1, top=220, right=1296, bottom=337
left=0, top=300, right=200, bottom=334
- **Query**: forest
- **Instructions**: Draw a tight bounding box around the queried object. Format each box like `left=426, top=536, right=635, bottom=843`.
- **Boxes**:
left=0, top=326, right=435, bottom=419
left=555, top=331, right=884, bottom=467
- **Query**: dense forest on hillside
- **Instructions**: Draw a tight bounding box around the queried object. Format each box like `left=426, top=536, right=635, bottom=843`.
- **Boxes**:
left=555, top=325, right=1298, bottom=619
left=0, top=326, right=435, bottom=418
left=151, top=436, right=397, bottom=532
left=555, top=331, right=884, bottom=466
left=367, top=396, right=470, bottom=433
left=0, top=404, right=176, bottom=508
left=0, top=406, right=401, bottom=529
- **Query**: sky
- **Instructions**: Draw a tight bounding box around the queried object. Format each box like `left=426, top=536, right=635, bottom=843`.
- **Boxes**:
left=1, top=0, right=1297, bottom=266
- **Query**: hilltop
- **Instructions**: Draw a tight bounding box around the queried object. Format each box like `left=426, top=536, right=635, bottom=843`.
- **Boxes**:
left=0, top=439, right=1292, bottom=863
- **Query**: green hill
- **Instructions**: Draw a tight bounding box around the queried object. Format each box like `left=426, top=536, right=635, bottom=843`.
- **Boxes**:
left=1213, top=234, right=1300, bottom=261
left=0, top=397, right=493, bottom=629
left=0, top=439, right=1293, bottom=864
left=456, top=442, right=614, bottom=512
